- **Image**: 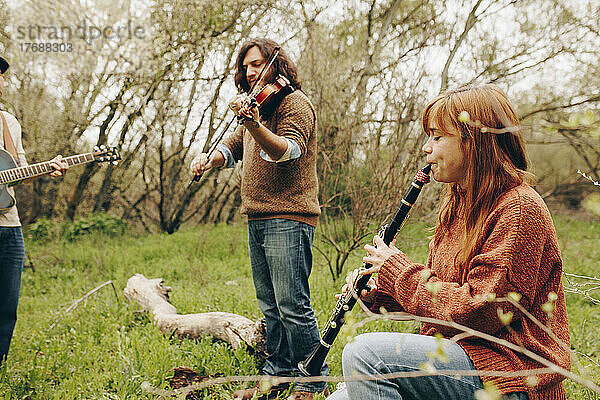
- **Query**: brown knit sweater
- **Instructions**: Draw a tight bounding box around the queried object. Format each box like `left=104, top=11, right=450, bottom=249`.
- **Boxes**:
left=371, top=183, right=570, bottom=400
left=222, top=90, right=320, bottom=227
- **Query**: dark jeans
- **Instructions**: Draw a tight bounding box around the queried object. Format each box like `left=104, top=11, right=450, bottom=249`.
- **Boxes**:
left=0, top=226, right=25, bottom=362
left=248, top=218, right=328, bottom=393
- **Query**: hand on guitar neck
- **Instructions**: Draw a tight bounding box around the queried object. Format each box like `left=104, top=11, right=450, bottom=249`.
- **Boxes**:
left=0, top=145, right=120, bottom=214
left=10, top=155, right=68, bottom=186
left=47, top=155, right=69, bottom=177
left=17, top=154, right=68, bottom=184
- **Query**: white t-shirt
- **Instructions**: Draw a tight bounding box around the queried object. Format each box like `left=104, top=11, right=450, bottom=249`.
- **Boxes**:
left=0, top=111, right=27, bottom=227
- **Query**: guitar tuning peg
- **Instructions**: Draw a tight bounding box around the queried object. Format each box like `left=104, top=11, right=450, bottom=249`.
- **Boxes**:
left=94, top=146, right=99, bottom=151
left=101, top=145, right=106, bottom=150
left=112, top=161, right=118, bottom=165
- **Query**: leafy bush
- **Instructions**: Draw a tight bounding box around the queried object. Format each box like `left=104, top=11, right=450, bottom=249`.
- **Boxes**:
left=63, top=213, right=127, bottom=241
left=25, top=218, right=57, bottom=242
left=582, top=193, right=600, bottom=217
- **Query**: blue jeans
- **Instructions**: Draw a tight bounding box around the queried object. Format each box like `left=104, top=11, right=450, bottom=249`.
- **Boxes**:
left=0, top=226, right=25, bottom=363
left=327, top=333, right=529, bottom=400
left=248, top=218, right=328, bottom=393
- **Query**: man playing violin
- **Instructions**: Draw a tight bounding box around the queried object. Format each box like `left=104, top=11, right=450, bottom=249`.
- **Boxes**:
left=190, top=38, right=327, bottom=400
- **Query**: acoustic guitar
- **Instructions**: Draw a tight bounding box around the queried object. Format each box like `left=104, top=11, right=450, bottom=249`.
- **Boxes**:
left=0, top=145, right=120, bottom=214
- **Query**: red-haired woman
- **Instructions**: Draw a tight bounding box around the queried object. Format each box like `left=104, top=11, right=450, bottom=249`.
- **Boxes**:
left=327, top=84, right=570, bottom=400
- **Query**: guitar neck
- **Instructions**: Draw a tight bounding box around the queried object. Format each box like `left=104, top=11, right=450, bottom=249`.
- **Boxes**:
left=0, top=153, right=95, bottom=185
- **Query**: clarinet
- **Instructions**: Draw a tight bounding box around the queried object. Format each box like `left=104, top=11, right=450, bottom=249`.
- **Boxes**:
left=298, top=164, right=432, bottom=377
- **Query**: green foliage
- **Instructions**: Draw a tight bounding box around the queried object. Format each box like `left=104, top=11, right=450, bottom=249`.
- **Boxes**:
left=25, top=218, right=57, bottom=242
left=62, top=213, right=127, bottom=241
left=0, top=215, right=597, bottom=398
left=26, top=213, right=127, bottom=243
left=582, top=193, right=600, bottom=217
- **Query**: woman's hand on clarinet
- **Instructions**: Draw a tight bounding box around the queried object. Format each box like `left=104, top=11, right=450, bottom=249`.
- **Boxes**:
left=362, top=236, right=402, bottom=274
left=336, top=268, right=378, bottom=304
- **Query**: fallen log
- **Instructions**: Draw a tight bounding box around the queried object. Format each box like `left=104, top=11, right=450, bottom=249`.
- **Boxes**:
left=123, top=274, right=265, bottom=356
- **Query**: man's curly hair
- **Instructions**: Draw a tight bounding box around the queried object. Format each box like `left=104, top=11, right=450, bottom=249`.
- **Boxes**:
left=234, top=38, right=302, bottom=93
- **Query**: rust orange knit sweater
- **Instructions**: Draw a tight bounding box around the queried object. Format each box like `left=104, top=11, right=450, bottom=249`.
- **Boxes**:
left=372, top=183, right=570, bottom=400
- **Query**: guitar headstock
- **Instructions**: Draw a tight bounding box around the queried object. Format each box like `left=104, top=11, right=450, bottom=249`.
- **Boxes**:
left=93, top=145, right=121, bottom=165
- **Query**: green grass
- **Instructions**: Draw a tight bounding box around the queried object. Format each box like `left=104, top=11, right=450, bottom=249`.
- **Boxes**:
left=554, top=215, right=600, bottom=400
left=0, top=215, right=597, bottom=399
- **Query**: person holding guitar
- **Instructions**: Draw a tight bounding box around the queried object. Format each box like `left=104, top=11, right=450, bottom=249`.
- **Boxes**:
left=0, top=56, right=68, bottom=364
left=190, top=39, right=328, bottom=400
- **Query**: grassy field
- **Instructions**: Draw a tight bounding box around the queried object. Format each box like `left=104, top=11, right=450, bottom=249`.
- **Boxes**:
left=0, top=213, right=598, bottom=399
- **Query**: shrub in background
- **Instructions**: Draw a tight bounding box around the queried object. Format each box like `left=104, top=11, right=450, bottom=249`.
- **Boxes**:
left=582, top=193, right=600, bottom=217
left=25, top=218, right=57, bottom=242
left=63, top=213, right=127, bottom=241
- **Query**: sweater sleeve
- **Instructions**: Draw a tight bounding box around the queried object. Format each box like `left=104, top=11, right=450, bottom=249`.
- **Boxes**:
left=369, top=288, right=405, bottom=313
left=221, top=125, right=244, bottom=162
left=376, top=191, right=553, bottom=337
left=275, top=92, right=315, bottom=155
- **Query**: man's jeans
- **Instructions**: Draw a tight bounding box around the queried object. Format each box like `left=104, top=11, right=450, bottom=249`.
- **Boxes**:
left=248, top=219, right=328, bottom=393
left=327, top=333, right=529, bottom=400
left=0, top=226, right=25, bottom=362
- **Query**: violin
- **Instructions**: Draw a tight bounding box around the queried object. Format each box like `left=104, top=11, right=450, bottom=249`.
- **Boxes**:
left=238, top=75, right=294, bottom=123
